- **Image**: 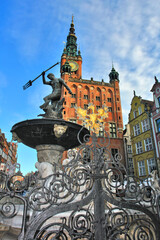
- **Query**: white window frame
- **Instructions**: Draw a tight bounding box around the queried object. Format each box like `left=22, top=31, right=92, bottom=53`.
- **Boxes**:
left=138, top=106, right=142, bottom=115
left=144, top=137, right=153, bottom=151
left=128, top=158, right=133, bottom=168
left=138, top=160, right=146, bottom=176
left=141, top=119, right=150, bottom=132
left=127, top=145, right=132, bottom=153
left=147, top=158, right=156, bottom=174
left=133, top=110, right=137, bottom=118
left=134, top=123, right=140, bottom=136
left=135, top=141, right=143, bottom=154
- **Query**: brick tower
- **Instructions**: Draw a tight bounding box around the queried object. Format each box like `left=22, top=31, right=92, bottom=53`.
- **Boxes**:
left=60, top=17, right=124, bottom=163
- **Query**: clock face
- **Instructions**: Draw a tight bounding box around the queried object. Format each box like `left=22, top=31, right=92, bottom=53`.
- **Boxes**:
left=69, top=61, right=79, bottom=71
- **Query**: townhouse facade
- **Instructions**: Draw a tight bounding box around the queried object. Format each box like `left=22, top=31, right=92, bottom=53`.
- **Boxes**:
left=129, top=93, right=156, bottom=178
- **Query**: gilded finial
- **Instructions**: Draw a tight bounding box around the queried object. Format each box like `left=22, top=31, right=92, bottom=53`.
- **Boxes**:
left=72, top=15, right=74, bottom=24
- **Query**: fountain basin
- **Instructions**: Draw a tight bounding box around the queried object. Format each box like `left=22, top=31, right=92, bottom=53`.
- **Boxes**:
left=11, top=118, right=89, bottom=150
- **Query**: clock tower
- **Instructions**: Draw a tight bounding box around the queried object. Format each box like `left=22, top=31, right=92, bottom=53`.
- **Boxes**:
left=61, top=16, right=82, bottom=80
left=60, top=17, right=125, bottom=165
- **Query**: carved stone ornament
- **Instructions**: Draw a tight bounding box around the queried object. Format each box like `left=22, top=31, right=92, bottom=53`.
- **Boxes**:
left=12, top=132, right=22, bottom=143
left=53, top=124, right=68, bottom=138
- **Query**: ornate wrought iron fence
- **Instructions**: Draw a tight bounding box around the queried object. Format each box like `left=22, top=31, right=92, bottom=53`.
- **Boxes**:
left=0, top=130, right=160, bottom=239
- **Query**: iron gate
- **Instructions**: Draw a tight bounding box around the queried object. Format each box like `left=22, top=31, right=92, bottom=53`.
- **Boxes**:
left=0, top=131, right=160, bottom=239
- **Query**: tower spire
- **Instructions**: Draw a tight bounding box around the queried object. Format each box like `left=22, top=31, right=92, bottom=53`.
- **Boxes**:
left=65, top=16, right=77, bottom=56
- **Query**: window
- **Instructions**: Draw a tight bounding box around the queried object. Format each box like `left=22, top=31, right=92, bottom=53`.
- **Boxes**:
left=144, top=137, right=153, bottom=151
left=84, top=104, right=88, bottom=109
left=156, top=118, right=160, bottom=133
left=127, top=145, right=132, bottom=153
left=110, top=123, right=116, bottom=138
left=138, top=106, right=142, bottom=115
left=133, top=111, right=137, bottom=118
left=134, top=123, right=140, bottom=136
left=96, top=96, right=100, bottom=101
left=0, top=148, right=2, bottom=156
left=72, top=94, right=76, bottom=98
left=70, top=119, right=77, bottom=123
left=99, top=126, right=104, bottom=137
left=71, top=103, right=76, bottom=108
left=96, top=106, right=101, bottom=110
left=107, top=98, right=111, bottom=102
left=138, top=160, right=146, bottom=176
left=108, top=107, right=112, bottom=112
left=117, top=98, right=119, bottom=101
left=111, top=148, right=118, bottom=159
left=84, top=95, right=88, bottom=99
left=158, top=97, right=160, bottom=107
left=135, top=141, right=143, bottom=154
left=141, top=119, right=150, bottom=132
left=147, top=158, right=156, bottom=174
left=128, top=158, right=133, bottom=168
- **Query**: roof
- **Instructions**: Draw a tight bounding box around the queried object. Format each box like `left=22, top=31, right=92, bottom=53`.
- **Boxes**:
left=141, top=99, right=154, bottom=107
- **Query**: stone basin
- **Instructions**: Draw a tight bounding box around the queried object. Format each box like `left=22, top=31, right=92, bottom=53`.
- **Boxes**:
left=11, top=118, right=89, bottom=150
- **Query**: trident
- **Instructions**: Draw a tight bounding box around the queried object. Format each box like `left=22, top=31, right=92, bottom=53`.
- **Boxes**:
left=23, top=62, right=60, bottom=90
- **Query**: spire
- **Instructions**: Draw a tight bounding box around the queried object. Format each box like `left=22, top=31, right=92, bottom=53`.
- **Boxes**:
left=133, top=90, right=136, bottom=96
left=155, top=76, right=158, bottom=83
left=66, top=16, right=78, bottom=56
left=109, top=65, right=119, bottom=83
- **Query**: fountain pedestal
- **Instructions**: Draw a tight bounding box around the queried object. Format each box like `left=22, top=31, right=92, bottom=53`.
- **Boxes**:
left=11, top=118, right=89, bottom=176
left=36, top=144, right=65, bottom=165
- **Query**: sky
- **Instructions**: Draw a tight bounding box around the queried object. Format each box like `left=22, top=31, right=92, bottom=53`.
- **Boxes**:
left=1, top=0, right=160, bottom=175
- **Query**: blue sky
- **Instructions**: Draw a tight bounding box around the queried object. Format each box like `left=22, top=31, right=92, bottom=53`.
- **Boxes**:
left=1, top=0, right=160, bottom=174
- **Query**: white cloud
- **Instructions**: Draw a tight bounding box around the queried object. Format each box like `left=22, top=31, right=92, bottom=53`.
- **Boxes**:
left=3, top=0, right=160, bottom=127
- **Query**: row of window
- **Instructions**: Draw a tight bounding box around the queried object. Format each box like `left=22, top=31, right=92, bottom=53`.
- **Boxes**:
left=72, top=94, right=112, bottom=102
left=138, top=158, right=156, bottom=176
left=70, top=120, right=117, bottom=138
left=135, top=137, right=153, bottom=154
left=133, top=119, right=150, bottom=136
left=70, top=103, right=114, bottom=113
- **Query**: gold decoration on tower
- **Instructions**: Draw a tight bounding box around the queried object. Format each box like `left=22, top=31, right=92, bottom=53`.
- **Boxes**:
left=76, top=103, right=108, bottom=133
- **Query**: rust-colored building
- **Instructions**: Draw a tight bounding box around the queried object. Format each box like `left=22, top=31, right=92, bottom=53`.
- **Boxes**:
left=60, top=18, right=124, bottom=163
left=0, top=129, right=17, bottom=173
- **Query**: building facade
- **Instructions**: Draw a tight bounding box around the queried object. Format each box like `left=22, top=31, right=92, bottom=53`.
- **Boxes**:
left=150, top=77, right=160, bottom=174
left=60, top=18, right=124, bottom=163
left=129, top=92, right=156, bottom=178
left=123, top=124, right=134, bottom=175
left=0, top=129, right=17, bottom=174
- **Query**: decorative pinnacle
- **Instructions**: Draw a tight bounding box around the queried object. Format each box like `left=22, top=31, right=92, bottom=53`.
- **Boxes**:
left=72, top=15, right=74, bottom=24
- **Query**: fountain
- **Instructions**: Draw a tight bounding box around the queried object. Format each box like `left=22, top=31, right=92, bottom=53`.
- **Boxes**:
left=11, top=70, right=89, bottom=175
